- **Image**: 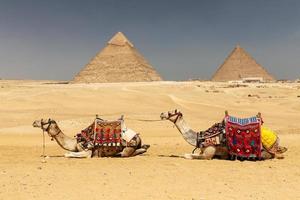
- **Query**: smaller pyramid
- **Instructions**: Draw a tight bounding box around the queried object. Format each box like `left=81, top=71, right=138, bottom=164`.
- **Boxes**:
left=72, top=32, right=162, bottom=83
left=212, top=45, right=275, bottom=82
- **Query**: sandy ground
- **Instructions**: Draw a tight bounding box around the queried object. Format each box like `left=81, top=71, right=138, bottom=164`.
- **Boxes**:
left=0, top=80, right=300, bottom=200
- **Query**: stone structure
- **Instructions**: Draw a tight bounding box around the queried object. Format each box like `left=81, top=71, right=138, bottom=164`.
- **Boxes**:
left=72, top=32, right=162, bottom=83
left=212, top=45, right=275, bottom=82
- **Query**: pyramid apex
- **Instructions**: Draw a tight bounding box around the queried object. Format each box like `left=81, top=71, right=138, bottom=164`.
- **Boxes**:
left=108, top=32, right=134, bottom=47
left=235, top=43, right=241, bottom=49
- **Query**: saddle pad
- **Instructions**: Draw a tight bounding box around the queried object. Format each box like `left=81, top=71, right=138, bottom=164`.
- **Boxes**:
left=225, top=115, right=262, bottom=158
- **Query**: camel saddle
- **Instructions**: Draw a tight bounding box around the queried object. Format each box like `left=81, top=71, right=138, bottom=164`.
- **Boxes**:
left=197, top=122, right=226, bottom=148
left=76, top=117, right=123, bottom=148
left=224, top=113, right=262, bottom=159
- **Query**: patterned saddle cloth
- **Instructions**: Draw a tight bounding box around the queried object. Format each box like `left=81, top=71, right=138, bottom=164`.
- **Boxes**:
left=76, top=118, right=123, bottom=148
left=225, top=115, right=262, bottom=158
left=197, top=122, right=226, bottom=148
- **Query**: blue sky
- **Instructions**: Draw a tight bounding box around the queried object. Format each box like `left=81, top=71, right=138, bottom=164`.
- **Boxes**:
left=0, top=0, right=299, bottom=80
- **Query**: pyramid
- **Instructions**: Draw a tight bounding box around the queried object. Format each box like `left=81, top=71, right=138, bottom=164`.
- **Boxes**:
left=211, top=45, right=275, bottom=82
left=72, top=32, right=162, bottom=83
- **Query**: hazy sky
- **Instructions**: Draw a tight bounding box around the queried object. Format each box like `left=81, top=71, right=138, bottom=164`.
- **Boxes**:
left=0, top=0, right=300, bottom=80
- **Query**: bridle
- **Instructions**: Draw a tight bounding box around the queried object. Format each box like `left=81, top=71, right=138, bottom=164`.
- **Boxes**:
left=166, top=111, right=183, bottom=124
left=40, top=119, right=61, bottom=138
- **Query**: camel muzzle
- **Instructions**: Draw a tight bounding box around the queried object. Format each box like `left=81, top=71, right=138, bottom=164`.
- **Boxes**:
left=160, top=113, right=166, bottom=120
left=32, top=121, right=41, bottom=128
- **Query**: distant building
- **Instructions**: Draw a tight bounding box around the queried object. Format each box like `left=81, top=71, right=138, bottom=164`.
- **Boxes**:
left=242, top=77, right=264, bottom=83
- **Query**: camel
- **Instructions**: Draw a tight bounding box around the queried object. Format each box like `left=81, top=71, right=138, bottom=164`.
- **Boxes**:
left=32, top=119, right=150, bottom=158
left=160, top=109, right=287, bottom=160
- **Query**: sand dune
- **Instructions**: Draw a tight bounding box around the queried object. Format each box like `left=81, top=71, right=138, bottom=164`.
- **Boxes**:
left=0, top=80, right=300, bottom=199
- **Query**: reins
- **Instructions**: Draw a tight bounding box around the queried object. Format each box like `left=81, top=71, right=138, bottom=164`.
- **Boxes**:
left=42, top=128, right=46, bottom=158
left=126, top=118, right=162, bottom=122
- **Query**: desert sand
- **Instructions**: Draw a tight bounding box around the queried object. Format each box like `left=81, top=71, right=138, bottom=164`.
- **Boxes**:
left=0, top=80, right=300, bottom=200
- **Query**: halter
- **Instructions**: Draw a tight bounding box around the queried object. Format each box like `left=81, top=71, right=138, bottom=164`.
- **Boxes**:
left=40, top=119, right=61, bottom=138
left=167, top=111, right=183, bottom=124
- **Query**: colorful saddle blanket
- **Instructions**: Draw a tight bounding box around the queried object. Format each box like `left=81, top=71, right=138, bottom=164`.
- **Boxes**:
left=197, top=122, right=226, bottom=147
left=77, top=119, right=122, bottom=147
left=225, top=115, right=262, bottom=158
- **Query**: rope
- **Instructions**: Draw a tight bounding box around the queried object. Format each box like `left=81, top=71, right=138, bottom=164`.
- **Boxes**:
left=126, top=118, right=162, bottom=122
left=61, top=112, right=163, bottom=123
left=41, top=129, right=47, bottom=163
left=42, top=129, right=46, bottom=158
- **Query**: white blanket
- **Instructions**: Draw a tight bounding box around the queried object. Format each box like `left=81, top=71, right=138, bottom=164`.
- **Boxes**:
left=122, top=128, right=137, bottom=143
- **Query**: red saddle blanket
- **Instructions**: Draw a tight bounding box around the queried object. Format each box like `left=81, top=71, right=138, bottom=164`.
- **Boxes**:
left=225, top=115, right=262, bottom=158
left=77, top=119, right=122, bottom=147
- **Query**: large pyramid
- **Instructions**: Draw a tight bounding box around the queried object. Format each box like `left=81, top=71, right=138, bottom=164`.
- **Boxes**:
left=72, top=32, right=162, bottom=83
left=211, top=45, right=275, bottom=82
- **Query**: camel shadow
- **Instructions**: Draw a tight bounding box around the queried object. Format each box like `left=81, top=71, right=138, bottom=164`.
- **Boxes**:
left=157, top=154, right=265, bottom=162
left=40, top=155, right=64, bottom=158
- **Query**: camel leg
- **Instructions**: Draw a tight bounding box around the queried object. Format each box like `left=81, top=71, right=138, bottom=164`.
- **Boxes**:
left=184, top=146, right=216, bottom=160
left=76, top=143, right=85, bottom=152
left=261, top=146, right=287, bottom=160
left=119, top=147, right=148, bottom=157
left=119, top=147, right=136, bottom=157
left=131, top=148, right=147, bottom=156
left=261, top=150, right=274, bottom=160
left=130, top=143, right=150, bottom=156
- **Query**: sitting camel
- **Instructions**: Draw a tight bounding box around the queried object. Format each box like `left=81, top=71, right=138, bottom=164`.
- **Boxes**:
left=32, top=119, right=150, bottom=158
left=160, top=109, right=287, bottom=160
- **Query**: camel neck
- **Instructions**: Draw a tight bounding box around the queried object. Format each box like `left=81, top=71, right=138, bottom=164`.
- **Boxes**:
left=48, top=124, right=78, bottom=152
left=174, top=117, right=197, bottom=147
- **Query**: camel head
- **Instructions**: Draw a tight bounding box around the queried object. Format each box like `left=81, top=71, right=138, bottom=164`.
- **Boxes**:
left=32, top=119, right=59, bottom=136
left=160, top=109, right=183, bottom=123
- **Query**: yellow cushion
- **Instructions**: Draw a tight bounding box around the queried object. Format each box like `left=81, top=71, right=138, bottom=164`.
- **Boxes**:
left=261, top=126, right=277, bottom=149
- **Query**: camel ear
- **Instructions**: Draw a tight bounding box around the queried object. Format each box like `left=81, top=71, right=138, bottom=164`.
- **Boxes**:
left=48, top=118, right=51, bottom=122
left=175, top=109, right=177, bottom=113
